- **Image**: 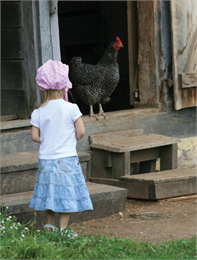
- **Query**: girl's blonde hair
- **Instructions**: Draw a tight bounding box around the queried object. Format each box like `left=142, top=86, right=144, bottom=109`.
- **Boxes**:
left=41, top=89, right=65, bottom=107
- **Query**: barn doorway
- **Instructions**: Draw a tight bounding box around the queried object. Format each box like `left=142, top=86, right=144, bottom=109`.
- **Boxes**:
left=58, top=1, right=137, bottom=115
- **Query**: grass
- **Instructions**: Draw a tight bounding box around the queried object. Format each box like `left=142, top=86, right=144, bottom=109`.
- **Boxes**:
left=1, top=208, right=196, bottom=260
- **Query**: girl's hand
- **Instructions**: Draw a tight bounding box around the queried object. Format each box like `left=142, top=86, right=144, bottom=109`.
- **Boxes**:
left=31, top=126, right=41, bottom=143
left=74, top=117, right=85, bottom=140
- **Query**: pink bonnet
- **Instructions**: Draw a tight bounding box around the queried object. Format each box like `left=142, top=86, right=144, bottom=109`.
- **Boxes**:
left=35, top=59, right=72, bottom=101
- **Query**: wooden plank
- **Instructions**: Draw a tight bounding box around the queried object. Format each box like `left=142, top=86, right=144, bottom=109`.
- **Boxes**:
left=170, top=0, right=197, bottom=110
left=90, top=134, right=180, bottom=153
left=137, top=1, right=157, bottom=105
left=1, top=1, right=22, bottom=28
left=92, top=168, right=197, bottom=200
left=90, top=129, right=143, bottom=144
left=180, top=73, right=197, bottom=88
left=153, top=178, right=196, bottom=200
left=127, top=1, right=138, bottom=106
left=120, top=168, right=197, bottom=183
left=50, top=0, right=61, bottom=60
left=1, top=29, right=24, bottom=60
left=1, top=60, right=23, bottom=91
left=162, top=194, right=197, bottom=202
left=130, top=147, right=160, bottom=163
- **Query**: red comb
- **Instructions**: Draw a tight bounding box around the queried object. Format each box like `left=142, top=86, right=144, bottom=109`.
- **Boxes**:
left=113, top=37, right=122, bottom=50
left=116, top=37, right=122, bottom=44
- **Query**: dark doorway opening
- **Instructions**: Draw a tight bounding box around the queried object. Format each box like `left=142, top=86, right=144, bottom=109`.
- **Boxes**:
left=58, top=1, right=131, bottom=115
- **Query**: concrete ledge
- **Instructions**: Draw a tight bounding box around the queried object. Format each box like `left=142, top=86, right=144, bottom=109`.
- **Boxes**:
left=1, top=151, right=92, bottom=173
left=0, top=119, right=31, bottom=131
left=1, top=182, right=128, bottom=228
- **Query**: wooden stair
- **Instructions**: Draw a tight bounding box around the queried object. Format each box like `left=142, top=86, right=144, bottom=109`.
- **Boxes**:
left=89, top=130, right=197, bottom=200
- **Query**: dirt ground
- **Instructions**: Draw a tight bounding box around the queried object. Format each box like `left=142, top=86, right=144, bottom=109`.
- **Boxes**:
left=74, top=196, right=197, bottom=244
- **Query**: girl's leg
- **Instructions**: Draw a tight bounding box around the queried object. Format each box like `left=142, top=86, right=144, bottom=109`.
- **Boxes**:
left=59, top=213, right=71, bottom=229
left=45, top=210, right=55, bottom=230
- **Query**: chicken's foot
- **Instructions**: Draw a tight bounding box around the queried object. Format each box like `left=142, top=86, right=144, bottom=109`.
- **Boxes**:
left=89, top=105, right=102, bottom=121
left=98, top=103, right=107, bottom=118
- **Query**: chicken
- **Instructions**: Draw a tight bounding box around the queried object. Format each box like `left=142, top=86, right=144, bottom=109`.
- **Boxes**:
left=69, top=37, right=123, bottom=118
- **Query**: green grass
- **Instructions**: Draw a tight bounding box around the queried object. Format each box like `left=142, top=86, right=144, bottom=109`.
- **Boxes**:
left=1, top=208, right=196, bottom=260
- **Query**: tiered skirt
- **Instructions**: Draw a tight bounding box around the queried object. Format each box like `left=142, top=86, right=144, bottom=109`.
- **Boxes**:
left=29, top=156, right=93, bottom=213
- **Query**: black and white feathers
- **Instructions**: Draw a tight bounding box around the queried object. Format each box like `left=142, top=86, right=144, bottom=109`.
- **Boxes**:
left=69, top=37, right=123, bottom=117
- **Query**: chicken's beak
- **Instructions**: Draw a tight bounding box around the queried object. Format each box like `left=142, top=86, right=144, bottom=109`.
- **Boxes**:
left=121, top=44, right=124, bottom=48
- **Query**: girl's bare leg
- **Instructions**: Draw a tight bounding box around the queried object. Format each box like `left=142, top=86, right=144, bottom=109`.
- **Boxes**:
left=59, top=213, right=71, bottom=230
left=45, top=210, right=55, bottom=230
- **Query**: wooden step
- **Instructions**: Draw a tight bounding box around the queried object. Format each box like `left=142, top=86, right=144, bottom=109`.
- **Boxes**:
left=0, top=182, right=127, bottom=228
left=90, top=133, right=180, bottom=179
left=91, top=168, right=197, bottom=200
left=90, top=133, right=180, bottom=153
left=1, top=150, right=92, bottom=195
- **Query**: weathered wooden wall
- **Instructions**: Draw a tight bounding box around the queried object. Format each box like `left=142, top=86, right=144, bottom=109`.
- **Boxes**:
left=137, top=1, right=157, bottom=105
left=1, top=1, right=28, bottom=118
left=170, top=0, right=197, bottom=110
left=137, top=1, right=175, bottom=110
left=1, top=0, right=61, bottom=118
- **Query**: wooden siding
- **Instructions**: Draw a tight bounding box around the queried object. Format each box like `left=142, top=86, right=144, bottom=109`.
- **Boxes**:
left=1, top=29, right=24, bottom=60
left=170, top=0, right=197, bottom=110
left=1, top=61, right=23, bottom=91
left=137, top=1, right=158, bottom=105
left=1, top=1, right=22, bottom=28
left=1, top=1, right=27, bottom=118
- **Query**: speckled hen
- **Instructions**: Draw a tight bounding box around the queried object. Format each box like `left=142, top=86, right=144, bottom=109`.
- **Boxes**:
left=69, top=37, right=123, bottom=118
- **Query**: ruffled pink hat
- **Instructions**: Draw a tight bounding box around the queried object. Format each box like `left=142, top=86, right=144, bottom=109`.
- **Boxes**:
left=35, top=59, right=72, bottom=101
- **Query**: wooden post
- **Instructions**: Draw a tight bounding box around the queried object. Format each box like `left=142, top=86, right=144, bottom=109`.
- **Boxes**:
left=127, top=1, right=138, bottom=106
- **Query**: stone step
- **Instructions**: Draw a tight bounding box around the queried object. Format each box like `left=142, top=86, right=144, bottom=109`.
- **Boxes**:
left=0, top=115, right=17, bottom=122
left=90, top=168, right=197, bottom=200
left=1, top=150, right=92, bottom=195
left=0, top=182, right=127, bottom=229
left=0, top=119, right=37, bottom=155
left=0, top=119, right=30, bottom=131
left=0, top=129, right=39, bottom=155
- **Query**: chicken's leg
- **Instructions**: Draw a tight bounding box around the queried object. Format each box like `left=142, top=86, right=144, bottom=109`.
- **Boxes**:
left=89, top=105, right=102, bottom=121
left=98, top=103, right=107, bottom=118
left=89, top=105, right=95, bottom=117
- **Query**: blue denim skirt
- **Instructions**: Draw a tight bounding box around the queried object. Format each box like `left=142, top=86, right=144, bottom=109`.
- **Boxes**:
left=29, top=156, right=93, bottom=213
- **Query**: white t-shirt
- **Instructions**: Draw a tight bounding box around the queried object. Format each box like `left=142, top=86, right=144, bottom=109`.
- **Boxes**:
left=30, top=99, right=82, bottom=159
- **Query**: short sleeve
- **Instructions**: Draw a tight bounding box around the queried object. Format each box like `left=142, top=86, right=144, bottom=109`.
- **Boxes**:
left=71, top=104, right=82, bottom=122
left=30, top=109, right=40, bottom=128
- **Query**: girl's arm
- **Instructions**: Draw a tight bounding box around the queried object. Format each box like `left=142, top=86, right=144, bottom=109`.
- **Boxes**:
left=74, top=117, right=85, bottom=140
left=31, top=126, right=41, bottom=143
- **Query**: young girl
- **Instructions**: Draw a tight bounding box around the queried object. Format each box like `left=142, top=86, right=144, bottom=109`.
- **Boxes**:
left=29, top=59, right=93, bottom=236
